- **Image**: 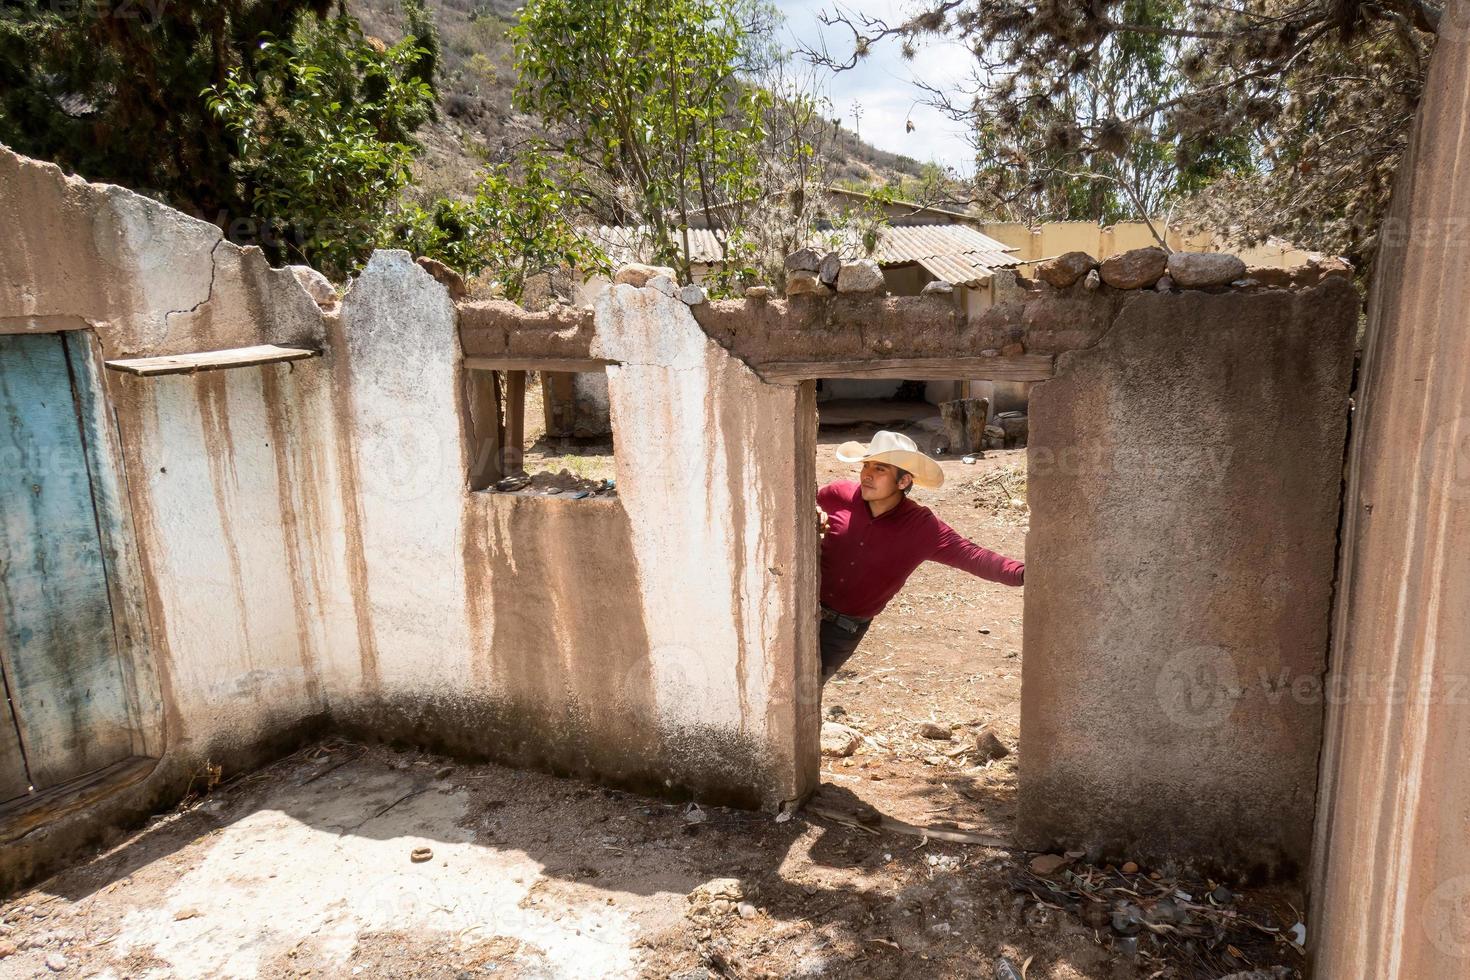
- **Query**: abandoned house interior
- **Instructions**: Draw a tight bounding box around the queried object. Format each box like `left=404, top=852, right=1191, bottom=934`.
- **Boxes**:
left=0, top=26, right=1467, bottom=977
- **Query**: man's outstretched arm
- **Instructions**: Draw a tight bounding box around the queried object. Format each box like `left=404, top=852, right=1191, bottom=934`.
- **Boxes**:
left=930, top=520, right=1024, bottom=586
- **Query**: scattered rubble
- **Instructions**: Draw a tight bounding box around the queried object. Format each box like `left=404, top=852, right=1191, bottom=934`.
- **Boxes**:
left=820, top=722, right=862, bottom=758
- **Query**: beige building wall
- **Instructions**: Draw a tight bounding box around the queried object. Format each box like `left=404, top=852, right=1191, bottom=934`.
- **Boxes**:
left=1309, top=13, right=1470, bottom=977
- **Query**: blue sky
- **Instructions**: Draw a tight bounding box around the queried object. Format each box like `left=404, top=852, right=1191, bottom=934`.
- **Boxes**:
left=774, top=0, right=979, bottom=175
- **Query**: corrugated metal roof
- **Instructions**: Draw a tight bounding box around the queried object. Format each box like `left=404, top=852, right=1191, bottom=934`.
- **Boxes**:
left=583, top=223, right=1020, bottom=284
left=586, top=225, right=731, bottom=266
left=872, top=224, right=1019, bottom=270
left=916, top=254, right=996, bottom=288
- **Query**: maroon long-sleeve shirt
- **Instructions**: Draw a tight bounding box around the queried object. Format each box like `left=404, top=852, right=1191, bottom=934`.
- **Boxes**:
left=818, top=480, right=1024, bottom=619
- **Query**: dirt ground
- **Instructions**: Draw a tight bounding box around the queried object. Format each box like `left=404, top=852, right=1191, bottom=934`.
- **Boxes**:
left=0, top=402, right=1308, bottom=979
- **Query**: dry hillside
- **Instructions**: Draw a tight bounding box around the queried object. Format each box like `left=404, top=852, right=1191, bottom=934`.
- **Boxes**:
left=349, top=0, right=929, bottom=205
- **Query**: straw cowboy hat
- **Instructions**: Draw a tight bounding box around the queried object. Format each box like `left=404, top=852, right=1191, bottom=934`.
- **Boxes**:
left=835, top=430, right=945, bottom=489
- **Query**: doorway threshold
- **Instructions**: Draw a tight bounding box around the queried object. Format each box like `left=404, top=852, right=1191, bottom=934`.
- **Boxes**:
left=1, top=756, right=156, bottom=845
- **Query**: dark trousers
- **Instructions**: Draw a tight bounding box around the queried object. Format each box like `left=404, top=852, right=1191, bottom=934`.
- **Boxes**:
left=820, top=615, right=872, bottom=682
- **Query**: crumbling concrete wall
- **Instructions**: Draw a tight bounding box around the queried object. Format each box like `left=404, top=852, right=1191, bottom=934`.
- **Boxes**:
left=2, top=148, right=819, bottom=896
left=0, top=147, right=351, bottom=891
left=1309, top=10, right=1470, bottom=975
left=1019, top=284, right=1357, bottom=879
left=327, top=257, right=818, bottom=806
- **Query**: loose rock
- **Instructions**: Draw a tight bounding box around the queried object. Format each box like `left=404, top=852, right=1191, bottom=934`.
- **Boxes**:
left=410, top=846, right=433, bottom=863
left=820, top=722, right=862, bottom=757
left=1083, top=269, right=1102, bottom=291
left=785, top=270, right=826, bottom=296
left=415, top=256, right=468, bottom=300
left=1099, top=246, right=1167, bottom=289
left=918, top=722, right=952, bottom=741
left=818, top=251, right=842, bottom=285
left=1120, top=860, right=1139, bottom=874
left=1036, top=250, right=1097, bottom=288
left=1029, top=853, right=1070, bottom=875
left=646, top=274, right=678, bottom=298
left=921, top=280, right=954, bottom=296
left=1000, top=341, right=1025, bottom=356
left=614, top=263, right=676, bottom=288
left=679, top=283, right=707, bottom=305
left=1166, top=251, right=1247, bottom=288
left=45, top=952, right=68, bottom=972
left=744, top=285, right=772, bottom=301
left=836, top=258, right=885, bottom=293
left=288, top=265, right=339, bottom=308
left=973, top=727, right=1010, bottom=762
left=0, top=941, right=16, bottom=958
left=1153, top=274, right=1175, bottom=292
left=784, top=247, right=822, bottom=273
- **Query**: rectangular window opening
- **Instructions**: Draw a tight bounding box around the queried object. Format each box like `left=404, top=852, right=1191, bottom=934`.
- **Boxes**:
left=464, top=367, right=617, bottom=501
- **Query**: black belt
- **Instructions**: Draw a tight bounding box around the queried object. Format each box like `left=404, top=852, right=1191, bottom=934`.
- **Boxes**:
left=820, top=605, right=871, bottom=634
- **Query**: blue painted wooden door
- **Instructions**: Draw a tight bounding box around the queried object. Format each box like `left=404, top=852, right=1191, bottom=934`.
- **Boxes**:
left=0, top=332, right=133, bottom=803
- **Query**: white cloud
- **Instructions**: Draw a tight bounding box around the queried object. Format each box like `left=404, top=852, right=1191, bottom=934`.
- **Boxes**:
left=774, top=0, right=979, bottom=175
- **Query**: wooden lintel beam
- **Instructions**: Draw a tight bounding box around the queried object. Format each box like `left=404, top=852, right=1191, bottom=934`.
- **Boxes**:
left=463, top=356, right=614, bottom=373
left=756, top=354, right=1055, bottom=385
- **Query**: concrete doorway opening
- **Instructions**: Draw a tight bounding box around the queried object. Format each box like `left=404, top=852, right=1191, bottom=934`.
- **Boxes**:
left=807, top=374, right=1028, bottom=843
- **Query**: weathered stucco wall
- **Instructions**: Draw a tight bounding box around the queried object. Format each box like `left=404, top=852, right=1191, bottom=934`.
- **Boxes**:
left=1310, top=9, right=1470, bottom=975
left=1, top=146, right=821, bottom=895
left=328, top=258, right=818, bottom=806
left=2, top=140, right=1362, bottom=907
left=0, top=148, right=351, bottom=890
left=1018, top=283, right=1357, bottom=879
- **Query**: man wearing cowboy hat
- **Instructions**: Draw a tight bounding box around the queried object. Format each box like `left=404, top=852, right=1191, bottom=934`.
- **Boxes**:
left=817, top=430, right=1024, bottom=682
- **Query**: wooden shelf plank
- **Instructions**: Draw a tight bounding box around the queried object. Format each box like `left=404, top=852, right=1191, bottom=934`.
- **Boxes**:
left=105, top=344, right=319, bottom=377
left=756, top=354, right=1055, bottom=384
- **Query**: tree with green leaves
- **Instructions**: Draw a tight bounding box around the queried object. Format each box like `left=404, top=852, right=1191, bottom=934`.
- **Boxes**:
left=1, top=0, right=439, bottom=277
left=205, top=14, right=435, bottom=277
left=391, top=150, right=608, bottom=301
left=509, top=0, right=770, bottom=284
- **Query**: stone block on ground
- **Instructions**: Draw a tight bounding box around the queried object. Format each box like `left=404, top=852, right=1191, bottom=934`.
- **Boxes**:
left=821, top=722, right=862, bottom=757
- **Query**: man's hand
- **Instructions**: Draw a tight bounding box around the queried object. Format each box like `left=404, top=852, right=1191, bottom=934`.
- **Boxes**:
left=817, top=506, right=830, bottom=537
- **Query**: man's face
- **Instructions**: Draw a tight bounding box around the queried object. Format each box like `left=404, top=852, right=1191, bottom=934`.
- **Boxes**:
left=859, top=460, right=909, bottom=500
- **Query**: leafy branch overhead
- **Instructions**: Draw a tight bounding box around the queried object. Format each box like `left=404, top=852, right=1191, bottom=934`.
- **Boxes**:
left=391, top=153, right=609, bottom=302
left=807, top=0, right=1443, bottom=271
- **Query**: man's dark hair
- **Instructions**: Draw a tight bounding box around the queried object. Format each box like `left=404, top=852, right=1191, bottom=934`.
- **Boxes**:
left=896, top=467, right=914, bottom=495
